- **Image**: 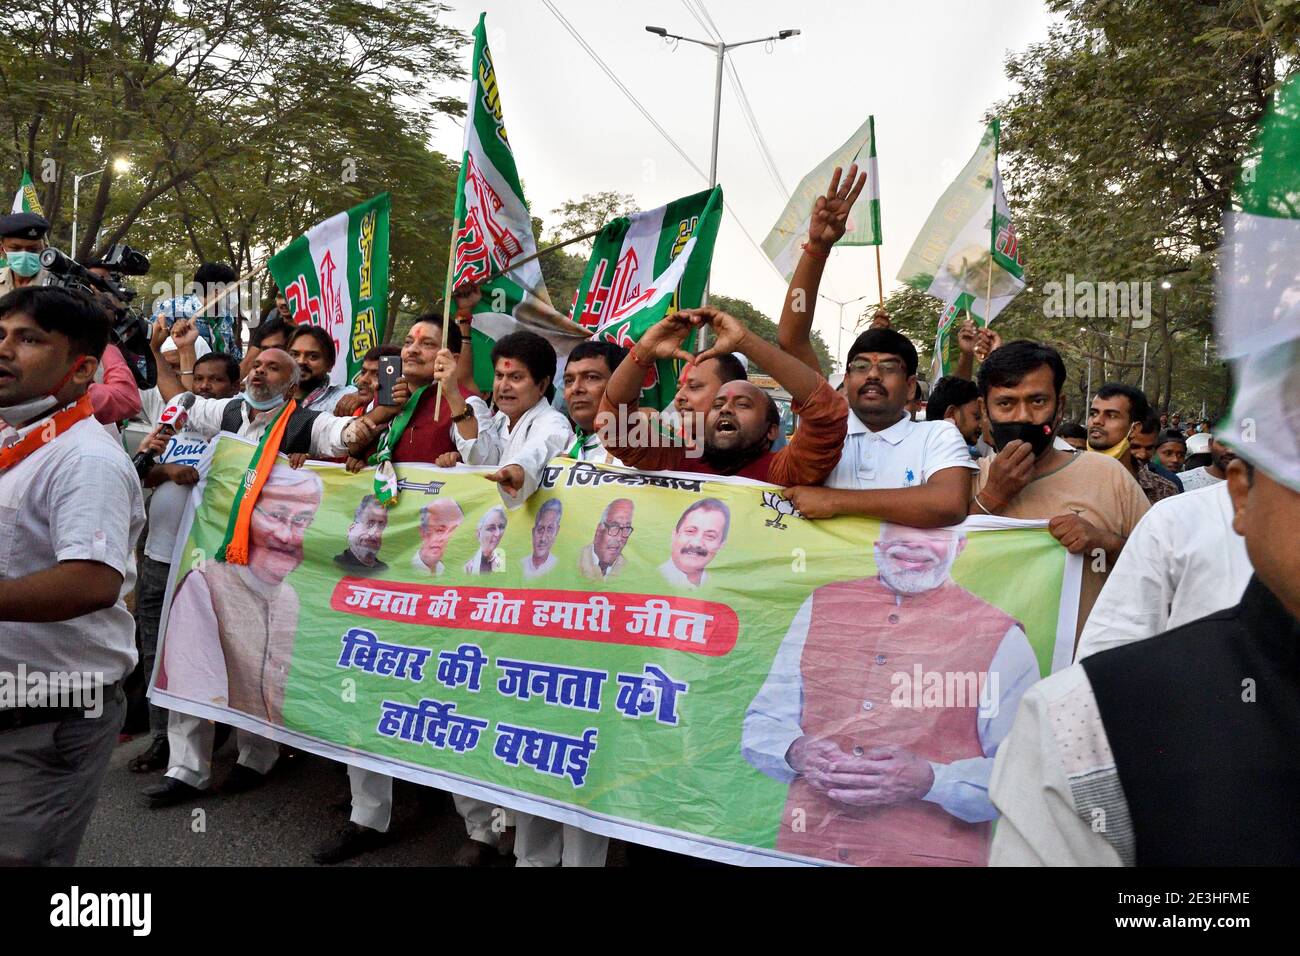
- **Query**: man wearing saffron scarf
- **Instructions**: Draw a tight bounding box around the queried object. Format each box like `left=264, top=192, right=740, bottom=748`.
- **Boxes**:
left=142, top=319, right=378, bottom=809
left=0, top=287, right=144, bottom=865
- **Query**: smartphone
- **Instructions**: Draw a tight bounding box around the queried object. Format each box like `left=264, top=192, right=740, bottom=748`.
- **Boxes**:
left=377, top=355, right=402, bottom=406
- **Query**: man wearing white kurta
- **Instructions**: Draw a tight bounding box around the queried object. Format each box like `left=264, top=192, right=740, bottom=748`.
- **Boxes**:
left=1075, top=482, right=1252, bottom=660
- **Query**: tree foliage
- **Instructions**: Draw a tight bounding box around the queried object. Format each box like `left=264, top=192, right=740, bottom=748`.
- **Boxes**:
left=0, top=0, right=465, bottom=327
left=991, top=0, right=1298, bottom=417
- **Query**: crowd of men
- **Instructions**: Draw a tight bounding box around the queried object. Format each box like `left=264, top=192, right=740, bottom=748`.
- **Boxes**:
left=0, top=158, right=1294, bottom=868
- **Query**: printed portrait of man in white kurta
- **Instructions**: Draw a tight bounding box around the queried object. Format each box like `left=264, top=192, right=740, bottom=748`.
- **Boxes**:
left=157, top=464, right=324, bottom=726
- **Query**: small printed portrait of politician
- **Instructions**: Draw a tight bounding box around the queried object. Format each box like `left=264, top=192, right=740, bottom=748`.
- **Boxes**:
left=578, top=498, right=634, bottom=583
left=157, top=464, right=325, bottom=726
left=412, top=498, right=464, bottom=576
left=334, top=494, right=389, bottom=576
left=464, top=505, right=508, bottom=575
left=659, top=498, right=729, bottom=590
left=740, top=522, right=1040, bottom=867
left=522, top=498, right=563, bottom=579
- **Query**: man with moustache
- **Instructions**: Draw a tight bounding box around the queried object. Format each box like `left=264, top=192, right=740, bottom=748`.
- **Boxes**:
left=333, top=495, right=390, bottom=575
left=599, top=308, right=846, bottom=486
left=412, top=498, right=464, bottom=575
left=287, top=325, right=355, bottom=412
left=579, top=499, right=634, bottom=582
left=1087, top=383, right=1178, bottom=505
left=147, top=466, right=324, bottom=805
left=522, top=499, right=562, bottom=579
left=743, top=523, right=1038, bottom=866
left=659, top=498, right=729, bottom=590
left=970, top=342, right=1149, bottom=640
left=561, top=340, right=627, bottom=465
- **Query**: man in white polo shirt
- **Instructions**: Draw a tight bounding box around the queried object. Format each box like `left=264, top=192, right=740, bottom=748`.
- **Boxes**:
left=0, top=286, right=145, bottom=865
left=782, top=328, right=976, bottom=526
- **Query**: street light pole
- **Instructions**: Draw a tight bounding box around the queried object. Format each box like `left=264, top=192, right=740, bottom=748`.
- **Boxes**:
left=819, top=292, right=870, bottom=368
left=647, top=24, right=799, bottom=308
left=71, top=167, right=105, bottom=259
left=70, top=157, right=131, bottom=259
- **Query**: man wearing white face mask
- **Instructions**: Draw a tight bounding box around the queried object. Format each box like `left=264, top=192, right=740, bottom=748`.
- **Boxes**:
left=0, top=212, right=52, bottom=295
left=742, top=523, right=1039, bottom=866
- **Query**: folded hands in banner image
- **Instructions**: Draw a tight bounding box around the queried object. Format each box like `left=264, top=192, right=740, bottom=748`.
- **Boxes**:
left=150, top=435, right=1080, bottom=867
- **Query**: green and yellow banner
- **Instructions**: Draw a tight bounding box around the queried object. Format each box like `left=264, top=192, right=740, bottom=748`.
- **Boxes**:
left=152, top=436, right=1080, bottom=866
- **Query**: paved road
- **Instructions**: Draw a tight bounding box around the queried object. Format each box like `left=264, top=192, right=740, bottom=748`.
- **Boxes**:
left=80, top=732, right=576, bottom=867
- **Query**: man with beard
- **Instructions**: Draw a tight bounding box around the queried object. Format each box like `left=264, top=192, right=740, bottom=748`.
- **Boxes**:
left=147, top=466, right=324, bottom=806
left=660, top=498, right=728, bottom=590
left=969, top=342, right=1149, bottom=640
left=1179, top=436, right=1237, bottom=491
left=743, top=523, right=1038, bottom=866
left=669, top=351, right=748, bottom=446
left=523, top=499, right=562, bottom=578
left=990, top=341, right=1300, bottom=866
left=288, top=324, right=356, bottom=412
left=412, top=498, right=464, bottom=575
left=598, top=308, right=846, bottom=485
left=152, top=319, right=380, bottom=462
left=464, top=506, right=507, bottom=574
left=144, top=324, right=379, bottom=809
left=1087, top=383, right=1178, bottom=504
left=333, top=495, right=389, bottom=575
left=579, top=499, right=634, bottom=582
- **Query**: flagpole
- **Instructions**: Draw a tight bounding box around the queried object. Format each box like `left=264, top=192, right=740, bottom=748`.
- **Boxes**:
left=434, top=223, right=457, bottom=416
left=872, top=247, right=884, bottom=315
left=486, top=227, right=604, bottom=285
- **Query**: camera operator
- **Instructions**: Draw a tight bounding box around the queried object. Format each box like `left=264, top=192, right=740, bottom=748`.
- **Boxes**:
left=0, top=215, right=143, bottom=430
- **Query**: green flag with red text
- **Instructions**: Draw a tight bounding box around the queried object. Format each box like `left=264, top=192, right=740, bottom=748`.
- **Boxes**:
left=268, top=192, right=390, bottom=387
left=568, top=186, right=724, bottom=410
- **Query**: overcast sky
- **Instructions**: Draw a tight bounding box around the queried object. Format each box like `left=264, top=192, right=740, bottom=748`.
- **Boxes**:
left=425, top=1, right=1056, bottom=361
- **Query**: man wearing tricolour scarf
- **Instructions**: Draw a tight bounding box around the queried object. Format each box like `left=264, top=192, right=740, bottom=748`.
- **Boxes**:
left=141, top=317, right=381, bottom=809
left=0, top=286, right=145, bottom=865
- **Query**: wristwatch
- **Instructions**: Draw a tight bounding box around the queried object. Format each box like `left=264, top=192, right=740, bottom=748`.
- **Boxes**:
left=451, top=406, right=475, bottom=423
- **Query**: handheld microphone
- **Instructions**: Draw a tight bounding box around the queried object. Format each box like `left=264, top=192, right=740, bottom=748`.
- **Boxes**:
left=132, top=392, right=197, bottom=476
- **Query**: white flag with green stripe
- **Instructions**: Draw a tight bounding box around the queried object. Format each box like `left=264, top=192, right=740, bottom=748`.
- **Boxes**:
left=899, top=120, right=1025, bottom=376
left=12, top=170, right=42, bottom=215
left=268, top=192, right=391, bottom=387
left=762, top=116, right=882, bottom=280
left=452, top=13, right=586, bottom=390
left=1218, top=71, right=1300, bottom=359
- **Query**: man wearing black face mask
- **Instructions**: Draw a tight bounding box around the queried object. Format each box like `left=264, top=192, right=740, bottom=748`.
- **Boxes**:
left=969, top=341, right=1149, bottom=641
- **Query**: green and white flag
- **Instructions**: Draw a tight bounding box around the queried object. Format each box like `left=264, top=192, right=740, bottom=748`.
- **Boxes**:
left=898, top=120, right=1024, bottom=377
left=1218, top=71, right=1300, bottom=359
left=268, top=192, right=390, bottom=387
left=452, top=13, right=586, bottom=391
left=2, top=171, right=43, bottom=269
left=761, top=116, right=882, bottom=280
left=12, top=170, right=42, bottom=215
left=570, top=186, right=724, bottom=410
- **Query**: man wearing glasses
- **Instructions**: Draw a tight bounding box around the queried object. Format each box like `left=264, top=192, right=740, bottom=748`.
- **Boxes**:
left=578, top=499, right=634, bottom=582
left=145, top=466, right=324, bottom=806
left=782, top=329, right=977, bottom=528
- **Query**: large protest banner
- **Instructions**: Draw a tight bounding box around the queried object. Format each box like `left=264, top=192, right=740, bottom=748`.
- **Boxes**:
left=152, top=436, right=1080, bottom=866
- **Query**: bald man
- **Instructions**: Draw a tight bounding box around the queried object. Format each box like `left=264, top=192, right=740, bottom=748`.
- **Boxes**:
left=599, top=308, right=847, bottom=486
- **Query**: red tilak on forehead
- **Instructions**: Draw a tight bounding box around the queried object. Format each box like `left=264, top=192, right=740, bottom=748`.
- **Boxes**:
left=498, top=359, right=519, bottom=372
